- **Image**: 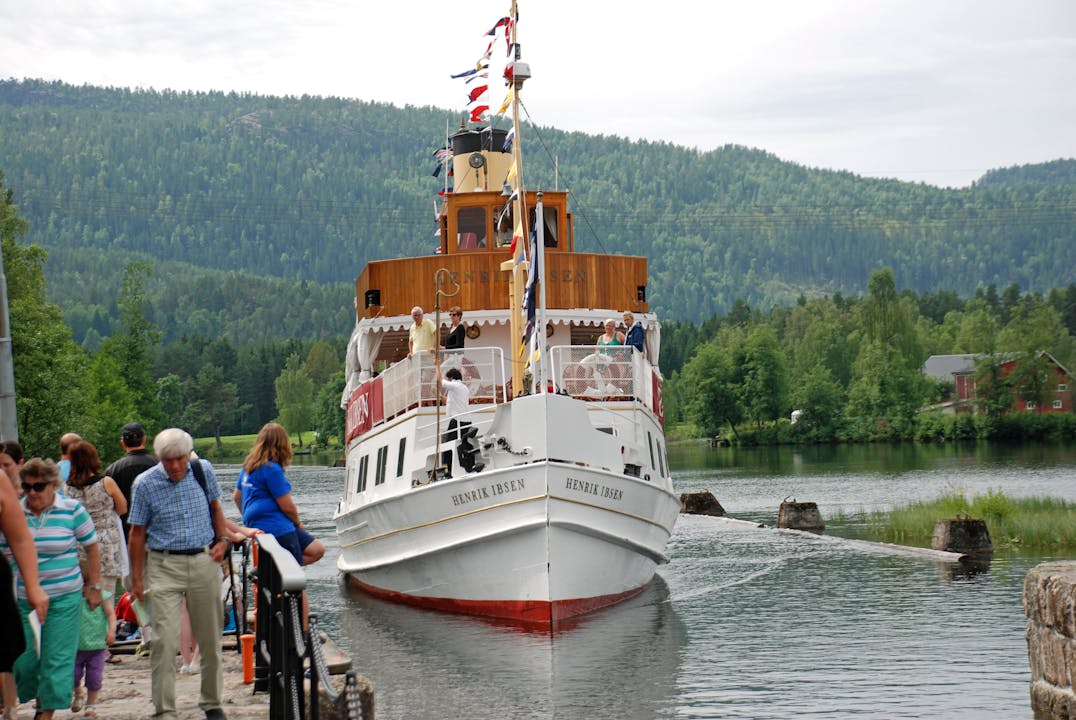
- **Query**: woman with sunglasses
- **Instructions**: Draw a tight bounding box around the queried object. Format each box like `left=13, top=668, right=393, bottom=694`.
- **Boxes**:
left=444, top=306, right=466, bottom=350
left=0, top=460, right=48, bottom=720
left=10, top=458, right=101, bottom=720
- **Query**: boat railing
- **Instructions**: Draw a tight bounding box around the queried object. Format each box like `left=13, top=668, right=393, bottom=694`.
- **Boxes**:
left=378, top=347, right=507, bottom=422
left=550, top=345, right=660, bottom=414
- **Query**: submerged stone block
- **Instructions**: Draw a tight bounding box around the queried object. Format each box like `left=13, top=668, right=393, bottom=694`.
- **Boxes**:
left=776, top=500, right=825, bottom=534
left=679, top=491, right=726, bottom=516
left=931, top=518, right=993, bottom=556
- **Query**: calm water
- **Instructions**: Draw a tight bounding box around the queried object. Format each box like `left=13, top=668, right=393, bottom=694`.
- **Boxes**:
left=217, top=442, right=1076, bottom=719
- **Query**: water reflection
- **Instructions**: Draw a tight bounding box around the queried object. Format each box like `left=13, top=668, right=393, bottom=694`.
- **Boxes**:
left=336, top=576, right=685, bottom=720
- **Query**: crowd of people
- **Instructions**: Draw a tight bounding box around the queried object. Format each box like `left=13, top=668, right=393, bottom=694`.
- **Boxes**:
left=0, top=421, right=322, bottom=720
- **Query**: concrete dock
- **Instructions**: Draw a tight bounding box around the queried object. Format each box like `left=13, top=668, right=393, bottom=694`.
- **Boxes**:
left=10, top=649, right=269, bottom=720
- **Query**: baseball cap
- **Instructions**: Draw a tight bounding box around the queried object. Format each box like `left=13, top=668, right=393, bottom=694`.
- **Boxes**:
left=121, top=422, right=146, bottom=443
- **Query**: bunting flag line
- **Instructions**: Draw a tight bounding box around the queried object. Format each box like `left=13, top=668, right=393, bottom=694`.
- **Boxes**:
left=468, top=85, right=489, bottom=104
left=469, top=105, right=489, bottom=123
left=508, top=215, right=523, bottom=257
left=520, top=226, right=539, bottom=349
left=503, top=127, right=515, bottom=152
left=431, top=146, right=453, bottom=177
left=450, top=61, right=489, bottom=80
left=495, top=86, right=514, bottom=115
left=485, top=17, right=510, bottom=36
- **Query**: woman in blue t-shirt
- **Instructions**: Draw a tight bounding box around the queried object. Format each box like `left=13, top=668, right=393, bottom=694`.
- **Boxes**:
left=232, top=423, right=324, bottom=567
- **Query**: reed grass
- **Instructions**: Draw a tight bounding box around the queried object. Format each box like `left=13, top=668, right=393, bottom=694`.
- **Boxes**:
left=863, top=488, right=1076, bottom=549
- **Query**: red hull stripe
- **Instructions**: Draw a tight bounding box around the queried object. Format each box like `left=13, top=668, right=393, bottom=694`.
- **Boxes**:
left=346, top=574, right=647, bottom=626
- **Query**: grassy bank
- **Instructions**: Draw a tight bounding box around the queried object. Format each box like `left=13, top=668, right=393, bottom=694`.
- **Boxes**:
left=860, top=489, right=1076, bottom=550
left=192, top=430, right=329, bottom=463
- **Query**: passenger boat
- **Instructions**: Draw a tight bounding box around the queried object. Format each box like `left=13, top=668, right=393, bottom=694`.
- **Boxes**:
left=335, top=2, right=679, bottom=627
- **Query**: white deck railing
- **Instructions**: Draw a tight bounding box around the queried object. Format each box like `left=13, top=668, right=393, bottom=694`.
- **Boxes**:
left=549, top=345, right=660, bottom=415
left=377, top=347, right=507, bottom=423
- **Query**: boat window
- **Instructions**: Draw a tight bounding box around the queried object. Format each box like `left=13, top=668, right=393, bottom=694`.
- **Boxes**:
left=396, top=438, right=406, bottom=477
left=357, top=455, right=369, bottom=493
left=375, top=446, right=388, bottom=486
left=456, top=207, right=487, bottom=249
left=647, top=432, right=655, bottom=471
left=657, top=440, right=666, bottom=477
left=494, top=203, right=513, bottom=248
left=529, top=206, right=558, bottom=248
left=597, top=427, right=615, bottom=435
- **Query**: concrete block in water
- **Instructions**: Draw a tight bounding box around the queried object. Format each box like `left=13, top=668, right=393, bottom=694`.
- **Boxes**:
left=931, top=518, right=993, bottom=555
left=679, top=491, right=726, bottom=516
left=777, top=500, right=825, bottom=534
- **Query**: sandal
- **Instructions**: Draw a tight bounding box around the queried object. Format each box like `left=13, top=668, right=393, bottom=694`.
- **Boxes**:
left=72, top=686, right=85, bottom=712
left=105, top=653, right=122, bottom=664
left=83, top=706, right=97, bottom=718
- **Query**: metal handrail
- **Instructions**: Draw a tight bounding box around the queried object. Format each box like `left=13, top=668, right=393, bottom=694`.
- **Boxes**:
left=251, top=534, right=362, bottom=719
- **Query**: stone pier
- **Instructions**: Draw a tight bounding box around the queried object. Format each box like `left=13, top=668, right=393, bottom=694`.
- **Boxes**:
left=1023, top=561, right=1076, bottom=719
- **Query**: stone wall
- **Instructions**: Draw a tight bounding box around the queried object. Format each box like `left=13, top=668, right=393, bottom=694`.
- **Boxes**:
left=1024, top=561, right=1076, bottom=719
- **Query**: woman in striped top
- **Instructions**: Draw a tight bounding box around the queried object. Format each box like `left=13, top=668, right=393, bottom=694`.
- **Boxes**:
left=10, top=458, right=101, bottom=720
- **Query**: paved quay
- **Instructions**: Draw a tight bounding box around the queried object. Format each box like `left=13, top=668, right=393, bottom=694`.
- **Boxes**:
left=11, top=649, right=270, bottom=720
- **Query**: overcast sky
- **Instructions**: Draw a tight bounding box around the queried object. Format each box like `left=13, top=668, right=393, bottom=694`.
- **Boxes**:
left=2, top=0, right=1073, bottom=188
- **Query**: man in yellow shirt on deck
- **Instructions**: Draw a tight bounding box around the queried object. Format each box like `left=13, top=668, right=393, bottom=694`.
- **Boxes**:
left=408, top=306, right=438, bottom=357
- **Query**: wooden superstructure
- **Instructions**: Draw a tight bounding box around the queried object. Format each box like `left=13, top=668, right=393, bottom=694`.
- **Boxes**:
left=355, top=126, right=649, bottom=322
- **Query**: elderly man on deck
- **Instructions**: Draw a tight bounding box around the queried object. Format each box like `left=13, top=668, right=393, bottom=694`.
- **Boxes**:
left=408, top=306, right=438, bottom=357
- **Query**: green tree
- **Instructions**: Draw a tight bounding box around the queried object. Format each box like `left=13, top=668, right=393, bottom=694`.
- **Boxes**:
left=305, top=340, right=339, bottom=389
left=156, top=373, right=185, bottom=427
left=101, top=261, right=164, bottom=430
left=275, top=354, right=315, bottom=447
left=312, top=370, right=346, bottom=448
left=973, top=357, right=1014, bottom=417
left=739, top=325, right=788, bottom=426
left=184, top=364, right=248, bottom=451
left=790, top=366, right=843, bottom=440
left=846, top=339, right=924, bottom=434
left=2, top=173, right=86, bottom=455
left=680, top=341, right=743, bottom=439
left=82, top=351, right=139, bottom=459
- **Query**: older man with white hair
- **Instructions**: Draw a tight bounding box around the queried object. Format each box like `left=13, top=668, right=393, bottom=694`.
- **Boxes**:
left=128, top=428, right=229, bottom=720
left=408, top=305, right=438, bottom=357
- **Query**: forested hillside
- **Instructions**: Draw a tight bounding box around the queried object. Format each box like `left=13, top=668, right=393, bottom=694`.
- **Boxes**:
left=1, top=79, right=1074, bottom=344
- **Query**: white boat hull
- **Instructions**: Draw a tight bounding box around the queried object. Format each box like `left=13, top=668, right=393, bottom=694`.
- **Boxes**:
left=335, top=394, right=680, bottom=625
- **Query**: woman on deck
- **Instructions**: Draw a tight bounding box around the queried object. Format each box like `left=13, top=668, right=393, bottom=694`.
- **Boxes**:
left=596, top=318, right=625, bottom=351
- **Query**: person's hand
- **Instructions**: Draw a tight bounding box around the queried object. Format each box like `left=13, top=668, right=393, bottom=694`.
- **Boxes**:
left=85, top=585, right=102, bottom=611
left=209, top=538, right=228, bottom=563
left=106, top=627, right=116, bottom=646
left=26, top=586, right=49, bottom=623
left=131, top=576, right=145, bottom=602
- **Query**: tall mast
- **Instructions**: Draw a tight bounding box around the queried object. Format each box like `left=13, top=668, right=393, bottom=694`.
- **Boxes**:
left=502, top=0, right=532, bottom=397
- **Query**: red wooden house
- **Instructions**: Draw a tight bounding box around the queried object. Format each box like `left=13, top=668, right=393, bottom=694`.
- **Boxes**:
left=921, top=352, right=1074, bottom=414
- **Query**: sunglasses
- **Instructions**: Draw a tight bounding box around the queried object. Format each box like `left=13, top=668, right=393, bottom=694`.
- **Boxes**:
left=21, top=481, right=50, bottom=493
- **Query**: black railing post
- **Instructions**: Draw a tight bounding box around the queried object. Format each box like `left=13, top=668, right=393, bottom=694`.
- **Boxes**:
left=250, top=534, right=307, bottom=720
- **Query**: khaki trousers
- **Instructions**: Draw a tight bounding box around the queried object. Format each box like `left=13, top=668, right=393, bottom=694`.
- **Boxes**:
left=146, top=550, right=224, bottom=719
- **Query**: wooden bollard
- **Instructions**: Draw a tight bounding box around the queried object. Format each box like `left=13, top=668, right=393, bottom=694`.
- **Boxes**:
left=931, top=518, right=993, bottom=556
left=679, top=491, right=726, bottom=516
left=777, top=499, right=825, bottom=534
